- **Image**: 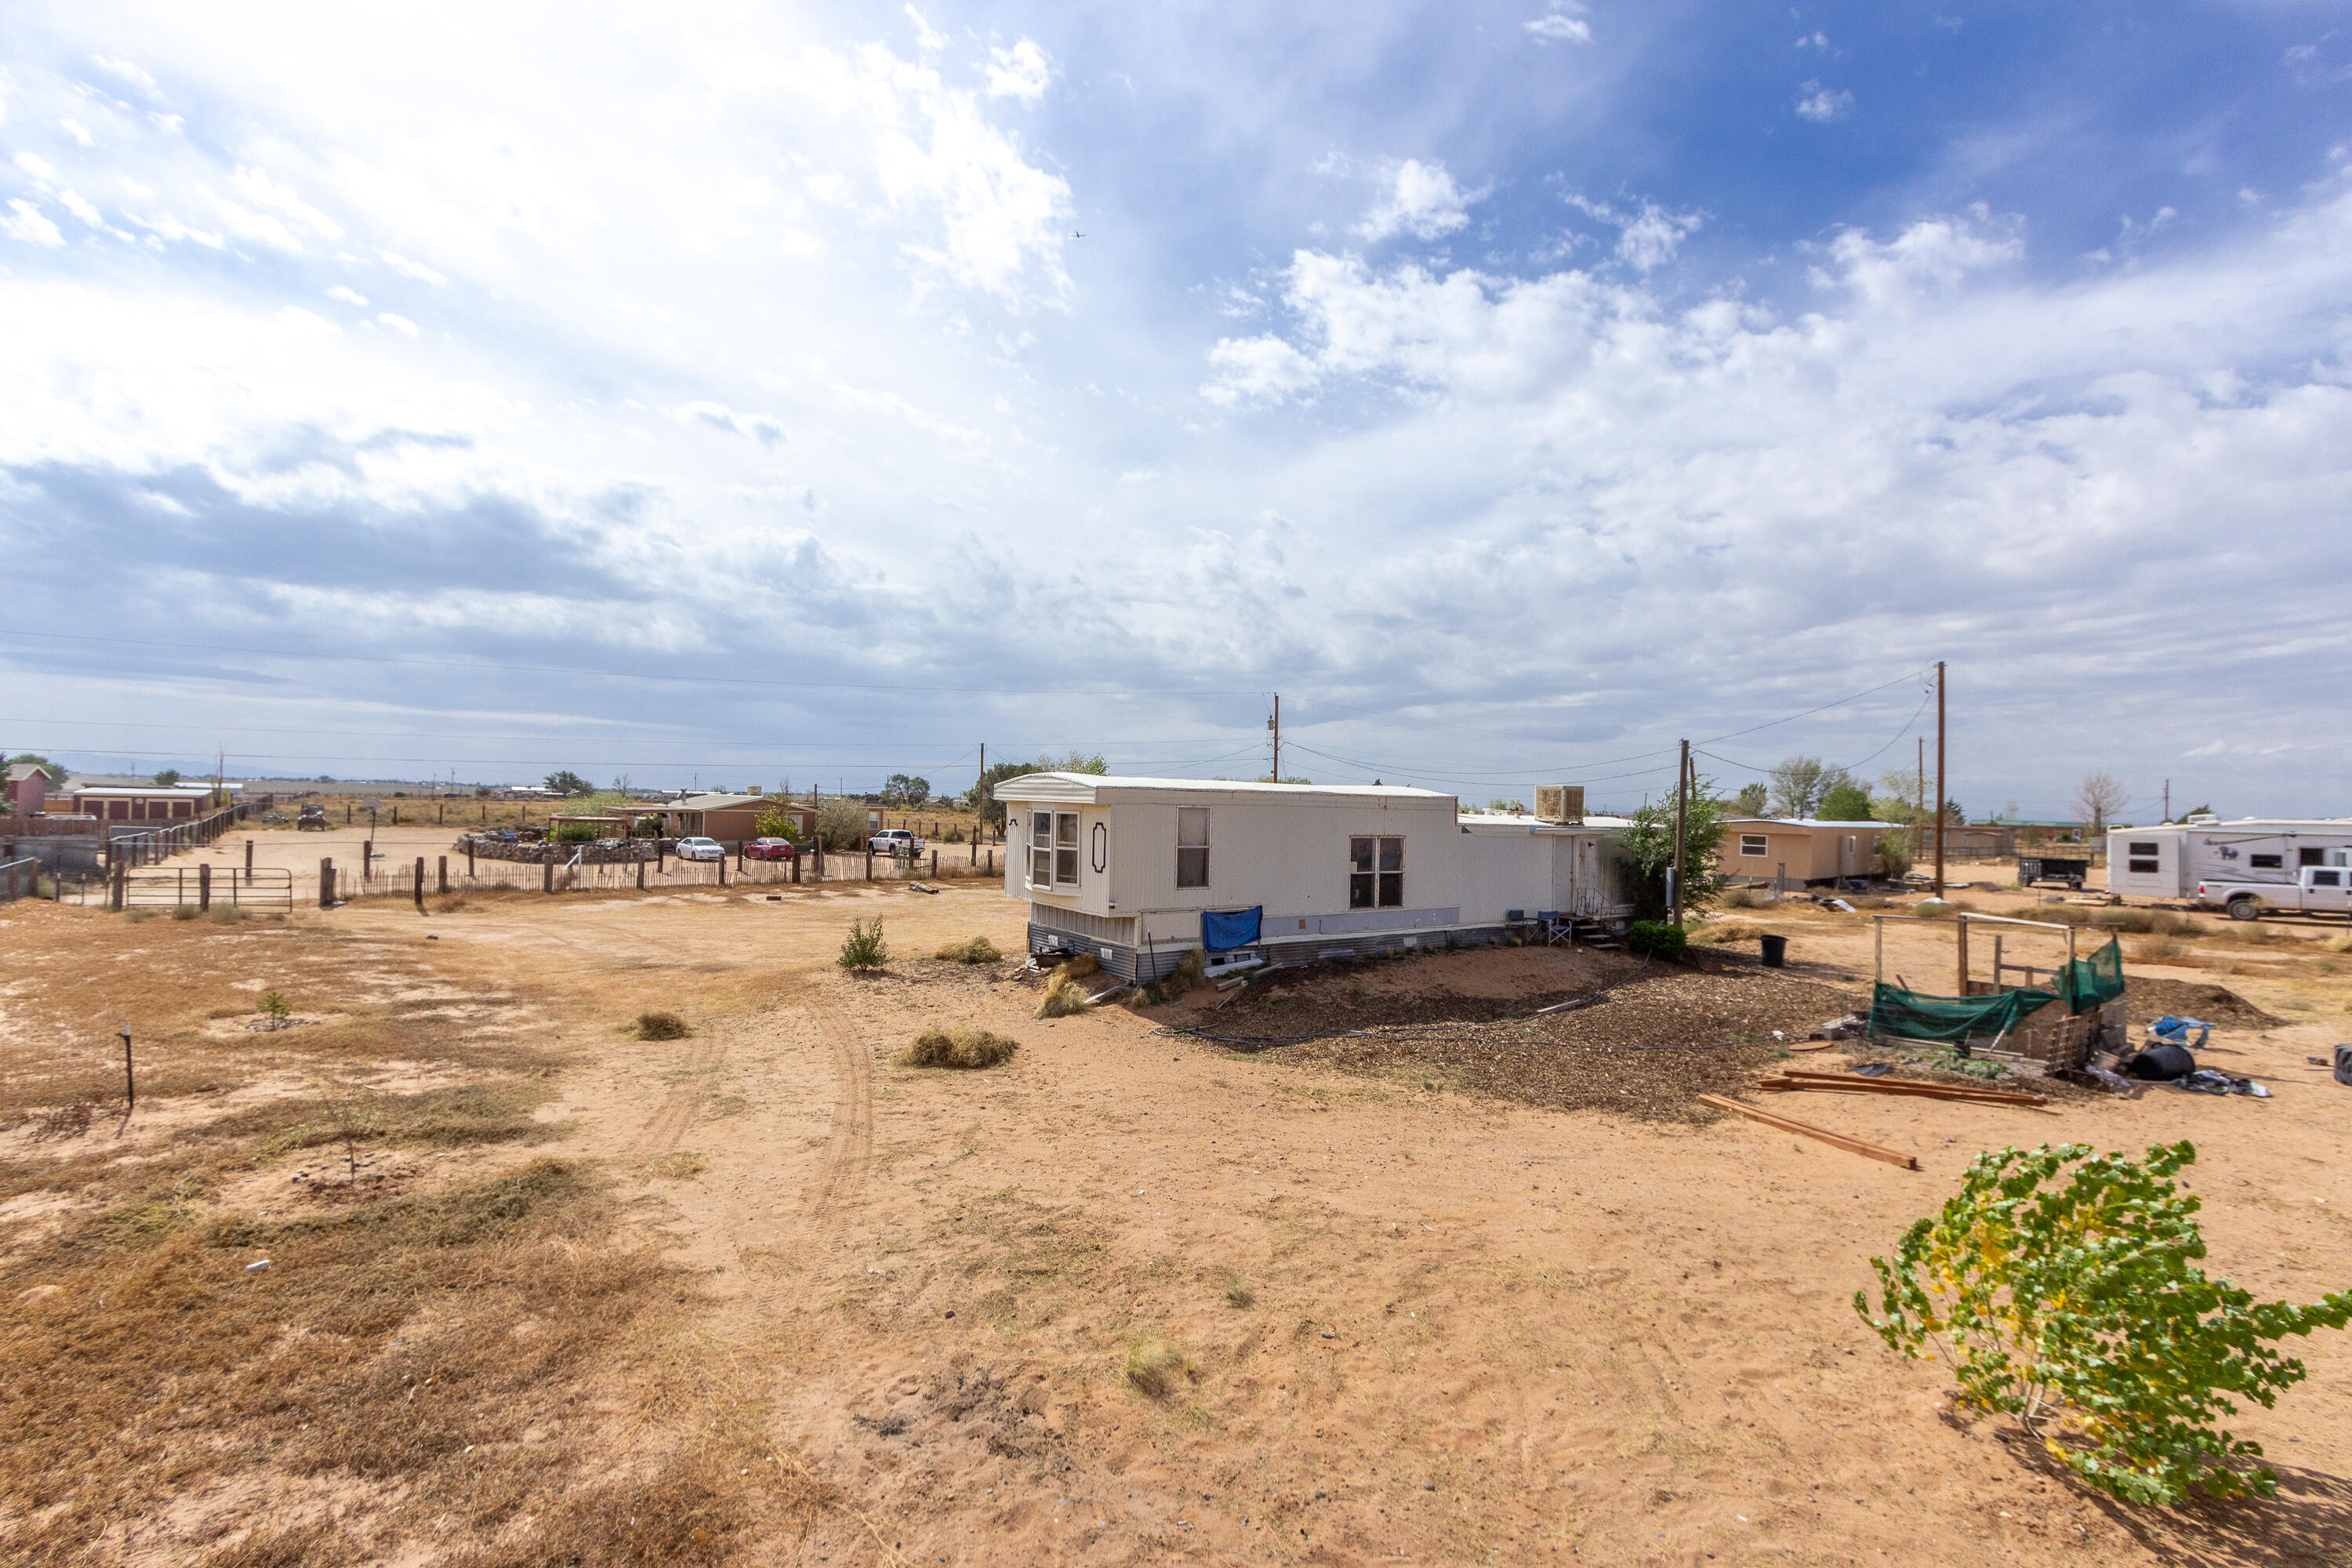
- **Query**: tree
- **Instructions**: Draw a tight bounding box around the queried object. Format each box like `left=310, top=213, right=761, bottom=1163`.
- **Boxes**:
left=543, top=770, right=594, bottom=796
left=1619, top=775, right=1730, bottom=921
left=1767, top=757, right=1856, bottom=820
left=1819, top=782, right=1872, bottom=822
left=881, top=773, right=931, bottom=808
left=2074, top=771, right=2126, bottom=835
left=1857, top=1140, right=2352, bottom=1505
left=1735, top=782, right=1768, bottom=816
left=6, top=753, right=67, bottom=789
left=151, top=768, right=182, bottom=788
left=754, top=807, right=800, bottom=840
left=966, top=751, right=1108, bottom=828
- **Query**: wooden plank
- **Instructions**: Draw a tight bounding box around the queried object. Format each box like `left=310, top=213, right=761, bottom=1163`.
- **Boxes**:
left=1760, top=1077, right=2047, bottom=1108
left=1767, top=1072, right=2047, bottom=1107
left=1697, top=1094, right=1921, bottom=1170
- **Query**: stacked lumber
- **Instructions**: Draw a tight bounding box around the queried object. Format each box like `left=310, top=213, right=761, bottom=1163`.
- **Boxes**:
left=1696, top=1094, right=1920, bottom=1170
left=1758, top=1069, right=2048, bottom=1107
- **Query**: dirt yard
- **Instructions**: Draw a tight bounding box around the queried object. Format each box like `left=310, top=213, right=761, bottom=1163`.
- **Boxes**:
left=2, top=839, right=2349, bottom=1566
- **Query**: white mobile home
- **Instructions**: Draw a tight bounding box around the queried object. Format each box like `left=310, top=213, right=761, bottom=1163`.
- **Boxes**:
left=994, top=774, right=1635, bottom=980
left=2106, top=818, right=2352, bottom=899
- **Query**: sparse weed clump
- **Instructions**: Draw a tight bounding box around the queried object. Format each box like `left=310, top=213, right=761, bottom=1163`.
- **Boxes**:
left=934, top=935, right=1001, bottom=964
left=896, top=1028, right=1019, bottom=1069
left=1162, top=947, right=1206, bottom=998
left=1223, top=1276, right=1254, bottom=1308
left=635, top=1011, right=690, bottom=1040
left=172, top=906, right=199, bottom=922
left=838, top=917, right=889, bottom=971
left=1035, top=970, right=1092, bottom=1018
left=1124, top=1333, right=1192, bottom=1397
left=260, top=991, right=293, bottom=1024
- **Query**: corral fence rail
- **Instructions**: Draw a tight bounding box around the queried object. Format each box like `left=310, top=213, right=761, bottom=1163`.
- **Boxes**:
left=110, top=802, right=256, bottom=867
left=0, top=856, right=38, bottom=904
left=343, top=843, right=1005, bottom=901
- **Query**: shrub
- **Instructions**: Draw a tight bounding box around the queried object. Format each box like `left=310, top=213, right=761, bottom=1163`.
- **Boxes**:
left=633, top=815, right=664, bottom=838
left=172, top=905, right=199, bottom=921
left=1875, top=831, right=1915, bottom=878
left=934, top=935, right=1002, bottom=964
left=1162, top=947, right=1207, bottom=998
left=1857, top=1141, right=2352, bottom=1504
left=1124, top=1334, right=1192, bottom=1397
left=549, top=822, right=601, bottom=844
left=1223, top=1276, right=1254, bottom=1308
left=260, top=991, right=292, bottom=1022
left=1035, top=969, right=1093, bottom=1018
left=636, top=1011, right=690, bottom=1040
left=897, top=1028, right=1019, bottom=1069
left=1626, top=920, right=1687, bottom=962
left=838, top=917, right=888, bottom=971
left=1722, top=887, right=1771, bottom=909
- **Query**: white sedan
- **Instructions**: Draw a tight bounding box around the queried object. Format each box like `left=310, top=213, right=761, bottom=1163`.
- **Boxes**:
left=675, top=836, right=725, bottom=862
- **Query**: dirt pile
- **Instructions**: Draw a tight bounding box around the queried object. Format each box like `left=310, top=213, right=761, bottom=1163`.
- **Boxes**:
left=2125, top=977, right=2282, bottom=1029
left=1175, top=952, right=1866, bottom=1121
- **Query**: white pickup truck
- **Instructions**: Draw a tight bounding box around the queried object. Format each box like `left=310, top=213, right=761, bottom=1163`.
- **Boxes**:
left=2194, top=864, right=2352, bottom=921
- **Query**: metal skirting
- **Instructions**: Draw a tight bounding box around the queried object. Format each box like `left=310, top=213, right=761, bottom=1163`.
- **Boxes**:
left=1028, top=903, right=1139, bottom=948
left=1026, top=919, right=1530, bottom=983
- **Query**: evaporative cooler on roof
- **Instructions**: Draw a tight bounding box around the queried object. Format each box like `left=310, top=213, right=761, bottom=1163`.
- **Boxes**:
left=1535, top=786, right=1585, bottom=823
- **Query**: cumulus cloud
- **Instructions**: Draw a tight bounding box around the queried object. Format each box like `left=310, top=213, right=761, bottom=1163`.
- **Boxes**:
left=2, top=198, right=64, bottom=245
left=1525, top=13, right=1592, bottom=45
left=60, top=118, right=93, bottom=146
left=1566, top=194, right=1706, bottom=270
left=1356, top=158, right=1485, bottom=242
left=1796, top=82, right=1853, bottom=122
left=985, top=39, right=1051, bottom=101
left=89, top=55, right=157, bottom=92
left=376, top=311, right=419, bottom=336
left=378, top=249, right=446, bottom=283
left=675, top=401, right=787, bottom=446
left=15, top=151, right=59, bottom=182
left=325, top=285, right=367, bottom=307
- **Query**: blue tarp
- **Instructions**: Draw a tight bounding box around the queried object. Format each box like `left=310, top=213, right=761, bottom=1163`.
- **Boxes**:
left=1202, top=906, right=1262, bottom=952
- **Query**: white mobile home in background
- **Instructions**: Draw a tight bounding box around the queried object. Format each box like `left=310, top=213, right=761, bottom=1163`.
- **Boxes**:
left=2105, top=817, right=2352, bottom=899
left=994, top=774, right=1635, bottom=981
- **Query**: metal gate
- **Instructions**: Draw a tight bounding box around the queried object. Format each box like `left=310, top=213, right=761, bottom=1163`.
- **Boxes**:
left=114, top=866, right=295, bottom=912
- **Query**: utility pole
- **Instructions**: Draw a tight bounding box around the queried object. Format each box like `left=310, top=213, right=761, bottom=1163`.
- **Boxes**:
left=1915, top=737, right=1926, bottom=869
left=1267, top=695, right=1280, bottom=782
left=1671, top=739, right=1691, bottom=926
left=977, top=742, right=986, bottom=850
left=1933, top=660, right=1947, bottom=897
left=2163, top=778, right=2170, bottom=823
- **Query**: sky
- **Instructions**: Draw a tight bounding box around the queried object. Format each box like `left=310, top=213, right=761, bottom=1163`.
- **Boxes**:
left=2, top=1, right=2348, bottom=821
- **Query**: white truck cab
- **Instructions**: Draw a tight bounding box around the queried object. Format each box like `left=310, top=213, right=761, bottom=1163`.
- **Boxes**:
left=2196, top=861, right=2352, bottom=921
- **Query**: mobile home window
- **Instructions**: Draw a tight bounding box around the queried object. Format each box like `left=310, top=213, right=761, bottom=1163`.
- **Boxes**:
left=2129, top=842, right=2158, bottom=857
left=1029, top=811, right=1053, bottom=887
left=2128, top=859, right=2160, bottom=874
left=2250, top=854, right=2284, bottom=869
left=1054, top=812, right=1080, bottom=884
left=2300, top=848, right=2328, bottom=867
left=1740, top=834, right=1769, bottom=858
left=1349, top=836, right=1403, bottom=909
left=1175, top=808, right=1210, bottom=889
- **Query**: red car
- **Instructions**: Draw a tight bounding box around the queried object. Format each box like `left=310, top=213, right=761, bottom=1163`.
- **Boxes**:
left=743, top=837, right=800, bottom=862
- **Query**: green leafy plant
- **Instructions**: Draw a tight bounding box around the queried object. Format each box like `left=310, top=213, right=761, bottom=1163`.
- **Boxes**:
left=260, top=990, right=292, bottom=1023
left=1856, top=1141, right=2350, bottom=1504
left=1625, top=920, right=1687, bottom=962
left=549, top=822, right=600, bottom=844
left=1926, top=1045, right=2008, bottom=1080
left=754, top=807, right=800, bottom=840
left=1620, top=777, right=1731, bottom=920
left=838, top=917, right=889, bottom=971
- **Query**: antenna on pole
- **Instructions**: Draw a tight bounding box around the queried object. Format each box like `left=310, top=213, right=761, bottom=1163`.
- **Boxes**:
left=1267, top=694, right=1280, bottom=782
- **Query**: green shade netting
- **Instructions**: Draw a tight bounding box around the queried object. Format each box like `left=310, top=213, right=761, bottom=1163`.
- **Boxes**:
left=1869, top=983, right=2059, bottom=1044
left=1867, top=937, right=2125, bottom=1042
left=2056, top=936, right=2126, bottom=1014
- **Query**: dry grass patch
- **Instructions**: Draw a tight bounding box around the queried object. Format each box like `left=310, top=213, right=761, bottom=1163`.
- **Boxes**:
left=635, top=1010, right=691, bottom=1040
left=649, top=1149, right=709, bottom=1179
left=1124, top=1333, right=1192, bottom=1397
left=897, top=1028, right=1019, bottom=1069
left=933, top=935, right=1002, bottom=964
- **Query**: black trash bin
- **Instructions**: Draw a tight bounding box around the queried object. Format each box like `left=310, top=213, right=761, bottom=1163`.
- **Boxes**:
left=1759, top=934, right=1788, bottom=969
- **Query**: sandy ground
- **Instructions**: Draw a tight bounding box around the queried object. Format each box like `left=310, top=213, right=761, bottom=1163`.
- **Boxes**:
left=5, top=872, right=2350, bottom=1566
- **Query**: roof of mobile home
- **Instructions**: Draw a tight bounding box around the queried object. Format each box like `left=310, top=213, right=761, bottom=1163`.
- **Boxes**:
left=2109, top=818, right=2352, bottom=829
left=993, top=773, right=1453, bottom=805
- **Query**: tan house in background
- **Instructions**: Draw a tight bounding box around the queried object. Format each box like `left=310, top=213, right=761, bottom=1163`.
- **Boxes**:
left=1718, top=818, right=1888, bottom=886
left=638, top=793, right=812, bottom=844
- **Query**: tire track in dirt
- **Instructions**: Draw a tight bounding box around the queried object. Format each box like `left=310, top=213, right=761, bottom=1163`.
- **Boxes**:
left=797, top=993, right=875, bottom=1244
left=616, top=1025, right=729, bottom=1162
